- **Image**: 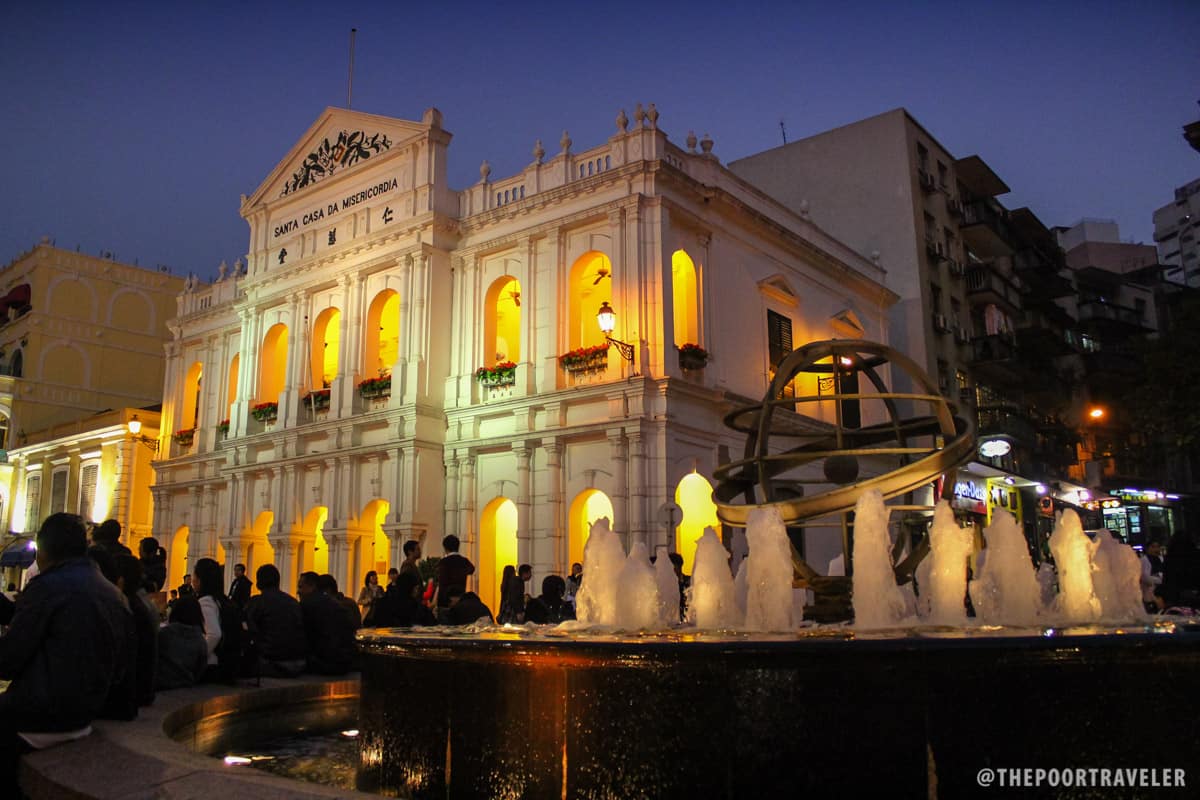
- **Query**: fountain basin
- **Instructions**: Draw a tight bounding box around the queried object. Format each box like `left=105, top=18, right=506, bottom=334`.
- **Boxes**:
left=358, top=625, right=1200, bottom=799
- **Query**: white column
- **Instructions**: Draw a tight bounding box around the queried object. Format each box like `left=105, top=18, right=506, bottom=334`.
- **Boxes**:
left=608, top=431, right=629, bottom=544
left=628, top=433, right=649, bottom=547
left=444, top=455, right=460, bottom=538
left=514, top=442, right=533, bottom=567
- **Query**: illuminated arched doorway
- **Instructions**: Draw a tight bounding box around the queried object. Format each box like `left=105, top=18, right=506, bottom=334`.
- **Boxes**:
left=169, top=525, right=188, bottom=591
left=479, top=497, right=518, bottom=615
left=302, top=506, right=330, bottom=577
left=225, top=353, right=239, bottom=423
left=310, top=307, right=341, bottom=389
left=181, top=361, right=202, bottom=430
left=567, top=251, right=612, bottom=351
left=364, top=290, right=400, bottom=380
left=247, top=511, right=276, bottom=588
left=484, top=277, right=521, bottom=366
left=671, top=249, right=699, bottom=346
left=362, top=499, right=391, bottom=578
left=675, top=472, right=719, bottom=574
left=568, top=489, right=614, bottom=569
left=258, top=323, right=289, bottom=405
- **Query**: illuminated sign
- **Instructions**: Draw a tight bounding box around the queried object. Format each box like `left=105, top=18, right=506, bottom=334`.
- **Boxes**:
left=953, top=479, right=987, bottom=514
left=979, top=439, right=1012, bottom=458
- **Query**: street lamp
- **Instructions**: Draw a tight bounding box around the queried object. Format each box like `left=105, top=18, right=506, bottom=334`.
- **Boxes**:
left=1087, top=406, right=1105, bottom=421
left=127, top=414, right=159, bottom=453
left=596, top=301, right=634, bottom=363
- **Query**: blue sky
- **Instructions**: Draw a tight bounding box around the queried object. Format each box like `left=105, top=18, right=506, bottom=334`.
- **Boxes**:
left=2, top=0, right=1197, bottom=279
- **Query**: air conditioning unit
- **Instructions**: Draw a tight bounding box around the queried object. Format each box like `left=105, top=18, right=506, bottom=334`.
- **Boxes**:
left=947, top=258, right=964, bottom=276
left=955, top=326, right=971, bottom=344
left=947, top=197, right=964, bottom=217
left=933, top=312, right=949, bottom=332
left=918, top=169, right=937, bottom=193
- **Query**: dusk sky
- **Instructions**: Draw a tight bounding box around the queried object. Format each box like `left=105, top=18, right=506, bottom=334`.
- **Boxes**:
left=2, top=1, right=1197, bottom=281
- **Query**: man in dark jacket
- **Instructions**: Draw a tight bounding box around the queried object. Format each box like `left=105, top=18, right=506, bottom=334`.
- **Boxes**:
left=0, top=513, right=135, bottom=794
left=228, top=563, right=252, bottom=609
left=297, top=571, right=357, bottom=675
left=90, top=518, right=133, bottom=558
left=245, top=564, right=308, bottom=677
left=433, top=535, right=475, bottom=609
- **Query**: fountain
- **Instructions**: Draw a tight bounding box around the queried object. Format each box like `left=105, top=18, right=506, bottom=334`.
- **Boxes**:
left=347, top=341, right=1198, bottom=798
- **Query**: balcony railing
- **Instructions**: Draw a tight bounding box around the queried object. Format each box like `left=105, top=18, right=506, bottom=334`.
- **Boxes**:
left=976, top=405, right=1036, bottom=445
left=965, top=266, right=1023, bottom=310
left=1076, top=299, right=1145, bottom=328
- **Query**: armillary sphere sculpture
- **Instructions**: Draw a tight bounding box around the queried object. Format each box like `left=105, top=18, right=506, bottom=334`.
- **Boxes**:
left=713, top=340, right=974, bottom=615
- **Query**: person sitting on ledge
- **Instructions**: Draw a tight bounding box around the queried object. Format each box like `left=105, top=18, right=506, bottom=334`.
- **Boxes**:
left=0, top=513, right=135, bottom=796
left=524, top=575, right=577, bottom=625
left=245, top=564, right=308, bottom=677
left=374, top=571, right=436, bottom=627
left=318, top=573, right=363, bottom=630
left=298, top=571, right=358, bottom=675
left=155, top=596, right=209, bottom=690
left=441, top=588, right=494, bottom=626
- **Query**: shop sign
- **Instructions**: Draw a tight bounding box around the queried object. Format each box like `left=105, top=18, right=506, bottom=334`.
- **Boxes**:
left=979, top=439, right=1012, bottom=458
left=953, top=478, right=987, bottom=514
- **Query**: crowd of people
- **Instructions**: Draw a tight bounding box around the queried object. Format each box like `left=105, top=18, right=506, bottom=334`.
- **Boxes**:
left=0, top=514, right=700, bottom=795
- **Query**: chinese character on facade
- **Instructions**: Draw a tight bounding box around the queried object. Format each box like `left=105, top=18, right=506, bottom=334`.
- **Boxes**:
left=278, top=248, right=287, bottom=265
left=382, top=207, right=394, bottom=224
left=328, top=229, right=336, bottom=246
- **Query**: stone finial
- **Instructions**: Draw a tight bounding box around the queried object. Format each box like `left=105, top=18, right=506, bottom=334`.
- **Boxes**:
left=616, top=108, right=629, bottom=133
left=234, top=257, right=245, bottom=275
left=560, top=130, right=572, bottom=153
left=634, top=103, right=646, bottom=128
left=217, top=260, right=228, bottom=281
left=423, top=107, right=444, bottom=128
left=870, top=250, right=881, bottom=265
left=686, top=131, right=698, bottom=153
left=647, top=103, right=659, bottom=128
left=798, top=200, right=810, bottom=219
left=480, top=160, right=491, bottom=182
left=700, top=132, right=714, bottom=155
left=533, top=139, right=545, bottom=164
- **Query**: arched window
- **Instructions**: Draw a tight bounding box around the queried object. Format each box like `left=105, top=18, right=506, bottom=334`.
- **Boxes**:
left=568, top=489, right=614, bottom=569
left=484, top=276, right=521, bottom=366
left=310, top=308, right=341, bottom=389
left=225, top=354, right=239, bottom=423
left=362, top=499, right=391, bottom=580
left=674, top=472, right=720, bottom=574
left=181, top=362, right=202, bottom=429
left=8, top=350, right=21, bottom=378
left=567, top=251, right=612, bottom=352
left=479, top=496, right=518, bottom=614
left=0, top=412, right=9, bottom=450
left=169, top=526, right=189, bottom=591
left=258, top=323, right=288, bottom=405
left=671, top=249, right=700, bottom=346
left=364, top=290, right=400, bottom=379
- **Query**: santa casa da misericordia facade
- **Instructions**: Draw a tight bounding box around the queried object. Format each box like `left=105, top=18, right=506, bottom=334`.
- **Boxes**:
left=152, top=105, right=897, bottom=613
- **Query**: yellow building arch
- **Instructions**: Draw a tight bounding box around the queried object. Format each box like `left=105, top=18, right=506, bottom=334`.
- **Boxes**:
left=568, top=489, right=614, bottom=569
left=567, top=251, right=612, bottom=352
left=310, top=307, right=341, bottom=389
left=361, top=499, right=391, bottom=578
left=364, top=290, right=400, bottom=380
left=484, top=277, right=521, bottom=366
left=258, top=323, right=288, bottom=405
left=671, top=249, right=700, bottom=346
left=479, top=497, right=518, bottom=615
left=675, top=472, right=720, bottom=574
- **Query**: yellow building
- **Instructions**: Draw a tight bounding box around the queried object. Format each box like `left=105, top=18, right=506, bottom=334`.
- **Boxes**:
left=0, top=242, right=186, bottom=548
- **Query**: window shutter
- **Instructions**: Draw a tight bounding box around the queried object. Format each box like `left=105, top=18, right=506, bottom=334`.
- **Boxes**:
left=79, top=464, right=99, bottom=519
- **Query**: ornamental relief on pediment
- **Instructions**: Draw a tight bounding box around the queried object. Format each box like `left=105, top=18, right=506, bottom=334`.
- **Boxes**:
left=281, top=129, right=393, bottom=197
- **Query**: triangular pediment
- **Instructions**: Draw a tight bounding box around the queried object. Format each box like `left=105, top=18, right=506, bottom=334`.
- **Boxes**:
left=830, top=308, right=866, bottom=337
left=757, top=274, right=799, bottom=306
left=243, top=107, right=433, bottom=211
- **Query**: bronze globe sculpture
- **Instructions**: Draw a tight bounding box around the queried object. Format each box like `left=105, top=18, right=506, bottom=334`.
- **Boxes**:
left=713, top=339, right=974, bottom=610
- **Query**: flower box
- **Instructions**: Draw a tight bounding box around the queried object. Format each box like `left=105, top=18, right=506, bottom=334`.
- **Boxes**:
left=304, top=388, right=331, bottom=411
left=677, top=343, right=709, bottom=371
left=216, top=419, right=230, bottom=436
left=251, top=402, right=278, bottom=423
left=358, top=374, right=392, bottom=399
left=172, top=428, right=195, bottom=447
left=558, top=345, right=609, bottom=374
left=475, top=361, right=517, bottom=387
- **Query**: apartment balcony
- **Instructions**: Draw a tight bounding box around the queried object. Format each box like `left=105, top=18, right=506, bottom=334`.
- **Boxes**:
left=1075, top=299, right=1151, bottom=334
left=976, top=403, right=1036, bottom=447
left=968, top=332, right=1024, bottom=385
left=961, top=198, right=1018, bottom=258
left=965, top=265, right=1023, bottom=313
left=1016, top=308, right=1077, bottom=356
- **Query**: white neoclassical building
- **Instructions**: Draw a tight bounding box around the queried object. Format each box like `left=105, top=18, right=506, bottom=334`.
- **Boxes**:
left=151, top=105, right=896, bottom=612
